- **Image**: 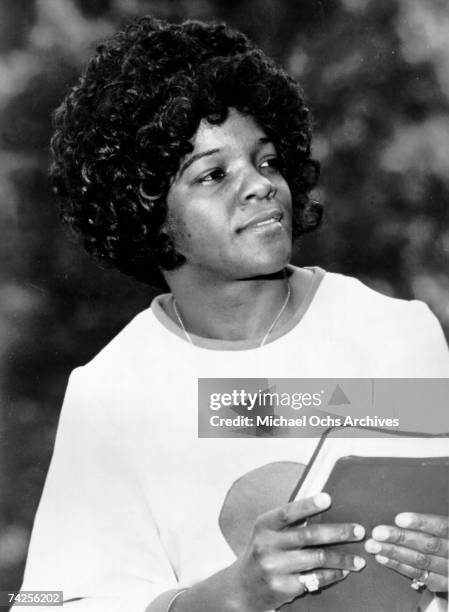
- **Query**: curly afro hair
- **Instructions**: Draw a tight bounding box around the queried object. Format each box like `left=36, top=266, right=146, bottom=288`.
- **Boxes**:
left=51, top=16, right=322, bottom=288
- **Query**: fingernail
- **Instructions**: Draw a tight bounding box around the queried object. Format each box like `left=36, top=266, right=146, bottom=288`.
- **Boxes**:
left=314, top=492, right=331, bottom=508
left=353, top=524, right=365, bottom=539
left=376, top=555, right=389, bottom=565
left=354, top=556, right=366, bottom=570
left=342, top=570, right=350, bottom=577
left=372, top=526, right=389, bottom=541
left=395, top=513, right=413, bottom=528
left=365, top=539, right=381, bottom=554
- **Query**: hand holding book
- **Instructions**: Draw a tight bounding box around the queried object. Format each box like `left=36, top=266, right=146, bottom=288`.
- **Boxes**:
left=365, top=511, right=449, bottom=594
left=283, top=430, right=449, bottom=611
left=228, top=492, right=367, bottom=612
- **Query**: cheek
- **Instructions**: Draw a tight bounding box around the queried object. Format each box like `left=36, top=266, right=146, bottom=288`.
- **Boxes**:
left=166, top=209, right=220, bottom=262
left=164, top=207, right=193, bottom=249
left=178, top=220, right=193, bottom=242
left=179, top=203, right=226, bottom=245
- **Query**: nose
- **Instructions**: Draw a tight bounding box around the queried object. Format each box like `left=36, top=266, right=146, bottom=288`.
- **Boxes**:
left=239, top=165, right=276, bottom=204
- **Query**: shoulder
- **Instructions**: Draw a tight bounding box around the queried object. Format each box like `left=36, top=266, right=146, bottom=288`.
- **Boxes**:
left=81, top=304, right=161, bottom=374
left=320, top=271, right=437, bottom=324
left=58, top=306, right=158, bottom=431
left=315, top=271, right=449, bottom=376
left=63, top=304, right=165, bottom=408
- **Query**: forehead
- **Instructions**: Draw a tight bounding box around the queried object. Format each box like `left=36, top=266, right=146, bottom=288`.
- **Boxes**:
left=191, top=109, right=268, bottom=151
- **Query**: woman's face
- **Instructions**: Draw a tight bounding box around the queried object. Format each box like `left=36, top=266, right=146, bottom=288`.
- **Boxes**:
left=164, top=108, right=293, bottom=283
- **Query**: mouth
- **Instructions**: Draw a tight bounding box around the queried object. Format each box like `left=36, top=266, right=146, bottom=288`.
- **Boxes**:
left=238, top=210, right=283, bottom=232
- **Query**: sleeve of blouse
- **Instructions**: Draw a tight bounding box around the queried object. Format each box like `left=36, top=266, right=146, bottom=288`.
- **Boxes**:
left=18, top=367, right=179, bottom=612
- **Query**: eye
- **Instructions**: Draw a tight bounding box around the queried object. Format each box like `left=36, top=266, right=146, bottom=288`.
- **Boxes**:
left=260, top=157, right=281, bottom=171
left=197, top=168, right=226, bottom=184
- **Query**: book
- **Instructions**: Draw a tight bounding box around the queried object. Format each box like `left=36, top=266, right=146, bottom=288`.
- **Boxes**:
left=284, top=427, right=449, bottom=612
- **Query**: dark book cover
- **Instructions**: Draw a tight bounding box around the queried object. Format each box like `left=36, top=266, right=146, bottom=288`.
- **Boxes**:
left=284, top=430, right=449, bottom=612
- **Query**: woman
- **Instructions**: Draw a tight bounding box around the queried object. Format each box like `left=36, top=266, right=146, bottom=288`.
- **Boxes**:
left=20, top=16, right=448, bottom=612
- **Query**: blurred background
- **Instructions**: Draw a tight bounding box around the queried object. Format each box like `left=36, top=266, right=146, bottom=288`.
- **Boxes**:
left=1, top=0, right=449, bottom=591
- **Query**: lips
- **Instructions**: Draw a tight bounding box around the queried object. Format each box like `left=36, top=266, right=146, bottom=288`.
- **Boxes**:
left=238, top=209, right=283, bottom=232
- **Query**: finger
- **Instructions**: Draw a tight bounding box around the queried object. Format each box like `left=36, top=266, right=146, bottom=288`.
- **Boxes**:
left=374, top=556, right=448, bottom=593
left=367, top=525, right=448, bottom=559
left=395, top=513, right=449, bottom=538
left=281, top=569, right=350, bottom=600
left=365, top=540, right=448, bottom=576
left=257, top=493, right=331, bottom=531
left=267, top=548, right=366, bottom=573
left=276, top=522, right=365, bottom=550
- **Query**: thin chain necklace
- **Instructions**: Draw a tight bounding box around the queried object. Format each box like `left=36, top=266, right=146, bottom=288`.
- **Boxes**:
left=172, top=282, right=291, bottom=348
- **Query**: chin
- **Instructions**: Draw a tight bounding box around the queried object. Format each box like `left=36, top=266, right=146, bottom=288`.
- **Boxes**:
left=237, top=250, right=292, bottom=280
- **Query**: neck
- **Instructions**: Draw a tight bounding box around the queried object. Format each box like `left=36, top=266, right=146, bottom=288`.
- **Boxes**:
left=165, top=268, right=293, bottom=342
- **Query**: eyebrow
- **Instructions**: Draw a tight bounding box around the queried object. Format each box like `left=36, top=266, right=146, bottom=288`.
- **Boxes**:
left=179, top=137, right=273, bottom=176
left=179, top=148, right=221, bottom=176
